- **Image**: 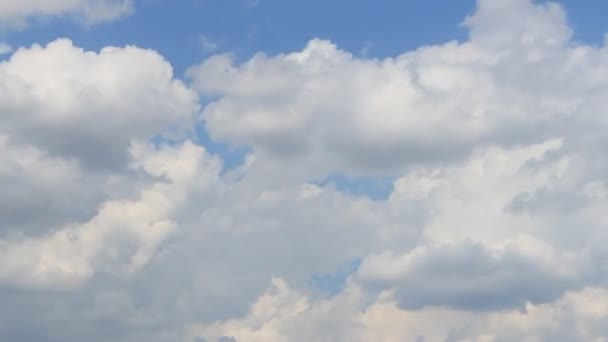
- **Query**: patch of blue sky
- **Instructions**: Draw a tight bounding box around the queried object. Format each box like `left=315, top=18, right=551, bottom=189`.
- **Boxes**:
left=310, top=257, right=362, bottom=296
left=148, top=121, right=249, bottom=175
left=193, top=122, right=250, bottom=174
left=557, top=0, right=608, bottom=46
left=315, top=173, right=395, bottom=201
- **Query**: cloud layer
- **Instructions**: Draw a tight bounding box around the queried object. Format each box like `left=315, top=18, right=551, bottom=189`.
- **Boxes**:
left=4, top=0, right=608, bottom=341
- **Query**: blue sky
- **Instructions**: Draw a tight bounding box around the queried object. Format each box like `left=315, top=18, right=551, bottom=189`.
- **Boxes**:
left=4, top=0, right=473, bottom=74
left=5, top=0, right=608, bottom=75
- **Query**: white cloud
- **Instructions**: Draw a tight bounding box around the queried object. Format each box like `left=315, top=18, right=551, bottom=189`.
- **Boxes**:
left=0, top=38, right=201, bottom=264
left=0, top=0, right=133, bottom=27
left=0, top=38, right=199, bottom=170
left=189, top=279, right=608, bottom=342
left=0, top=141, right=221, bottom=289
left=186, top=0, right=601, bottom=179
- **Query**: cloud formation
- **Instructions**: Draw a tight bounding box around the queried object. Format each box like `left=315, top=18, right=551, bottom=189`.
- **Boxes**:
left=4, top=0, right=608, bottom=341
left=0, top=39, right=199, bottom=243
left=189, top=279, right=608, bottom=342
left=186, top=0, right=584, bottom=178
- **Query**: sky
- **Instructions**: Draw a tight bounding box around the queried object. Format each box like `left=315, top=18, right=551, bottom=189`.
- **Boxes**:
left=3, top=0, right=608, bottom=341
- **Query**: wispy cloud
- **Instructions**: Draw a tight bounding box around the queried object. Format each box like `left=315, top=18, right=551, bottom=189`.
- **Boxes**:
left=199, top=34, right=219, bottom=54
left=0, top=42, right=12, bottom=55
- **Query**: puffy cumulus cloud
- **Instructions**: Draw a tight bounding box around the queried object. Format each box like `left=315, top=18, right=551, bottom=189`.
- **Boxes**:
left=0, top=37, right=205, bottom=291
left=189, top=279, right=608, bottom=342
left=6, top=0, right=608, bottom=341
left=8, top=139, right=603, bottom=340
left=351, top=138, right=608, bottom=312
left=0, top=38, right=199, bottom=246
left=0, top=0, right=133, bottom=28
left=0, top=141, right=221, bottom=289
left=464, top=0, right=572, bottom=51
left=187, top=0, right=606, bottom=178
left=0, top=39, right=199, bottom=170
left=188, top=38, right=492, bottom=176
left=357, top=237, right=583, bottom=311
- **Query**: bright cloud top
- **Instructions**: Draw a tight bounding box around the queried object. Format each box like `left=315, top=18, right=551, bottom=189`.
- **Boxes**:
left=3, top=0, right=608, bottom=341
